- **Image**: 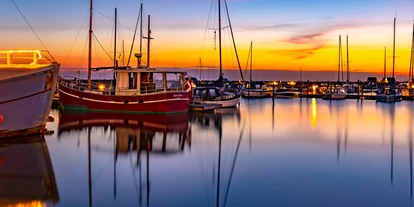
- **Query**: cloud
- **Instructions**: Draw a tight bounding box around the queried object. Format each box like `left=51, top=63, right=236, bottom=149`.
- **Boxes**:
left=286, top=32, right=325, bottom=44
left=272, top=44, right=326, bottom=60
left=241, top=23, right=303, bottom=31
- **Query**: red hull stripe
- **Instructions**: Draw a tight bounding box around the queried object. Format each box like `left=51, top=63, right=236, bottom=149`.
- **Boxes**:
left=59, top=88, right=189, bottom=104
left=0, top=89, right=51, bottom=105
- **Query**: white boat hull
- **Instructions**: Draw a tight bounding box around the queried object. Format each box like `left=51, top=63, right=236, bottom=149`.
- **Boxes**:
left=0, top=64, right=59, bottom=137
left=204, top=96, right=242, bottom=108
left=274, top=91, right=298, bottom=98
left=242, top=89, right=272, bottom=98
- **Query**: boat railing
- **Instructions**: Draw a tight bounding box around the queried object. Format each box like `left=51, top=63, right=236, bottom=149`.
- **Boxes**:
left=59, top=77, right=186, bottom=96
left=0, top=50, right=48, bottom=66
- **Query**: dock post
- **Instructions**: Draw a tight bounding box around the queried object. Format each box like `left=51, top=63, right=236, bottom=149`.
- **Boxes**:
left=307, top=80, right=309, bottom=99
left=328, top=81, right=331, bottom=100
left=357, top=80, right=360, bottom=100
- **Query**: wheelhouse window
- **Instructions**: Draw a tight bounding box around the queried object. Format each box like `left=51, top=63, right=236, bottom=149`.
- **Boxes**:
left=166, top=73, right=182, bottom=90
left=129, top=72, right=137, bottom=89
left=208, top=88, right=218, bottom=98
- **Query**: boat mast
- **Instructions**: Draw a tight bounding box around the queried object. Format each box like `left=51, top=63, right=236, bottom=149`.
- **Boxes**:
left=346, top=35, right=350, bottom=82
left=224, top=0, right=244, bottom=82
left=139, top=3, right=143, bottom=68
left=218, top=0, right=223, bottom=85
left=114, top=8, right=117, bottom=70
left=392, top=16, right=396, bottom=78
left=87, top=0, right=93, bottom=90
left=337, top=35, right=341, bottom=82
left=384, top=46, right=387, bottom=79
left=409, top=20, right=414, bottom=83
left=147, top=15, right=151, bottom=69
left=340, top=36, right=344, bottom=83
left=250, top=41, right=252, bottom=82
left=199, top=57, right=202, bottom=79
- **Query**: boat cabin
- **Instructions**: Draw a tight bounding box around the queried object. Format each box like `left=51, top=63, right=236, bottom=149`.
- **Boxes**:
left=114, top=69, right=187, bottom=96
left=193, top=86, right=236, bottom=101
left=243, top=81, right=266, bottom=90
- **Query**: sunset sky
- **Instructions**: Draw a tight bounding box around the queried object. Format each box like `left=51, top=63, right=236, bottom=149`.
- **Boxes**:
left=1, top=0, right=414, bottom=75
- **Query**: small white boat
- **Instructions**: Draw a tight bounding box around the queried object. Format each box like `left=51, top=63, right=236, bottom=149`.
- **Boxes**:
left=193, top=86, right=241, bottom=108
left=342, top=83, right=355, bottom=93
left=323, top=86, right=347, bottom=100
left=0, top=50, right=60, bottom=138
left=242, top=81, right=272, bottom=98
left=274, top=87, right=298, bottom=98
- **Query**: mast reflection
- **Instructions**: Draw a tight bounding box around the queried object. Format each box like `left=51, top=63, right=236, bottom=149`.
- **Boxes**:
left=189, top=107, right=242, bottom=207
left=0, top=135, right=59, bottom=207
left=58, top=111, right=191, bottom=207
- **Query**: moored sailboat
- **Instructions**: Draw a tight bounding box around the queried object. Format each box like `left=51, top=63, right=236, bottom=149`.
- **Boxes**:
left=242, top=41, right=273, bottom=98
left=376, top=17, right=402, bottom=103
left=323, top=35, right=347, bottom=100
left=191, top=0, right=242, bottom=107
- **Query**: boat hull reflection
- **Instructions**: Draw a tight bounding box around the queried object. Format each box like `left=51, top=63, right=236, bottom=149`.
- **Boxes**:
left=0, top=135, right=59, bottom=206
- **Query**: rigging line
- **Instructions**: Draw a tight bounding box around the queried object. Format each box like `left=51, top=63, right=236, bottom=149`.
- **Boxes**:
left=199, top=0, right=216, bottom=56
left=93, top=37, right=103, bottom=67
left=128, top=153, right=142, bottom=204
left=93, top=33, right=114, bottom=61
left=77, top=34, right=89, bottom=69
left=223, top=122, right=245, bottom=207
left=93, top=9, right=135, bottom=33
left=244, top=45, right=251, bottom=81
left=63, top=10, right=90, bottom=68
left=127, top=5, right=141, bottom=67
left=11, top=0, right=56, bottom=62
left=150, top=41, right=158, bottom=68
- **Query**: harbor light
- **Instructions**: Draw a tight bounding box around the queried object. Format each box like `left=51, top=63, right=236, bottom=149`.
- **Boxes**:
left=312, top=85, right=318, bottom=91
left=273, top=81, right=277, bottom=86
left=289, top=81, right=296, bottom=86
left=98, top=84, right=105, bottom=91
left=0, top=113, right=3, bottom=124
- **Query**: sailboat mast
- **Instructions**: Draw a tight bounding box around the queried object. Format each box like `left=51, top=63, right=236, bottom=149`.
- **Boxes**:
left=409, top=20, right=414, bottom=83
left=218, top=0, right=223, bottom=83
left=346, top=35, right=350, bottom=82
left=337, top=35, right=341, bottom=82
left=392, top=16, right=396, bottom=78
left=340, top=36, right=344, bottom=83
left=250, top=41, right=252, bottom=82
left=199, top=57, right=202, bottom=79
left=384, top=46, right=387, bottom=79
left=114, top=8, right=117, bottom=70
left=87, top=0, right=93, bottom=90
left=139, top=3, right=143, bottom=68
left=147, top=15, right=151, bottom=69
left=224, top=0, right=244, bottom=82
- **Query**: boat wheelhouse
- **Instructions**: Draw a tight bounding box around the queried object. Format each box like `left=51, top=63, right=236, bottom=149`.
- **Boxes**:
left=242, top=81, right=272, bottom=98
left=0, top=50, right=60, bottom=138
left=323, top=85, right=347, bottom=100
left=192, top=86, right=241, bottom=108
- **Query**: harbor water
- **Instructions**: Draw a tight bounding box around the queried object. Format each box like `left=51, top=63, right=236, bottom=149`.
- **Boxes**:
left=12, top=98, right=414, bottom=206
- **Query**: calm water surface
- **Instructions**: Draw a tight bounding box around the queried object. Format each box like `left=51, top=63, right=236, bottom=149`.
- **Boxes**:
left=5, top=98, right=414, bottom=207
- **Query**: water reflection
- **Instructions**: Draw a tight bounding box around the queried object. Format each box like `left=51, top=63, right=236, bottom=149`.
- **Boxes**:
left=58, top=111, right=191, bottom=207
left=0, top=135, right=59, bottom=207
left=42, top=99, right=414, bottom=207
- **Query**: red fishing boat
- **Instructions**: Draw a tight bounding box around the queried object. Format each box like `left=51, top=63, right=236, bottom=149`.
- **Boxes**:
left=58, top=2, right=191, bottom=114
